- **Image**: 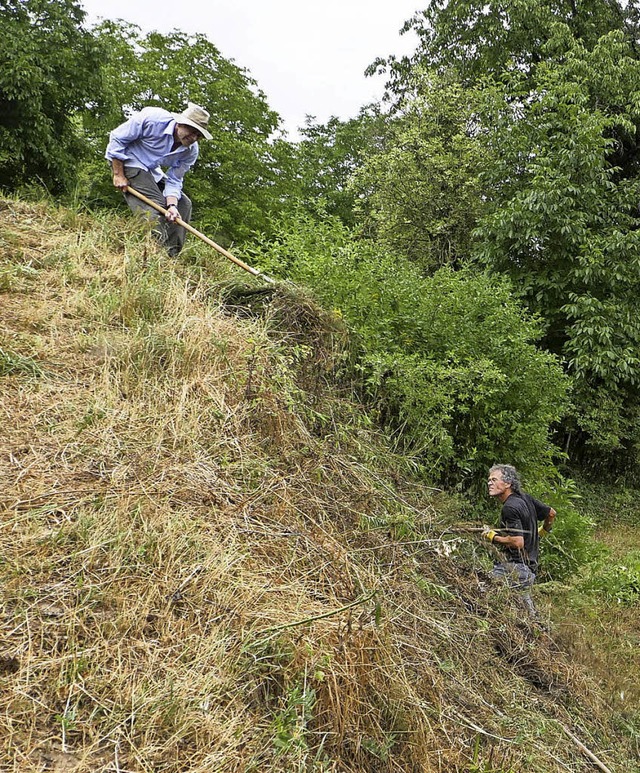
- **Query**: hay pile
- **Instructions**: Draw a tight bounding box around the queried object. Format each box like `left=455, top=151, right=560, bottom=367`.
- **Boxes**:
left=0, top=199, right=633, bottom=771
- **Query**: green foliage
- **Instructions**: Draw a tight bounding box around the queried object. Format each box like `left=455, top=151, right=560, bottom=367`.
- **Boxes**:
left=372, top=0, right=632, bottom=92
left=0, top=347, right=43, bottom=377
left=0, top=0, right=106, bottom=193
left=351, top=72, right=484, bottom=271
left=412, top=573, right=455, bottom=600
left=532, top=477, right=597, bottom=580
left=361, top=733, right=398, bottom=763
left=295, top=110, right=382, bottom=226
left=250, top=212, right=567, bottom=486
left=364, top=1, right=640, bottom=477
left=473, top=31, right=640, bottom=471
left=271, top=684, right=316, bottom=758
left=581, top=550, right=640, bottom=605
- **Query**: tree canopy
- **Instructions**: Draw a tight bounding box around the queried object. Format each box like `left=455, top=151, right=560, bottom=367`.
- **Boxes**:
left=361, top=0, right=640, bottom=478
left=0, top=0, right=105, bottom=193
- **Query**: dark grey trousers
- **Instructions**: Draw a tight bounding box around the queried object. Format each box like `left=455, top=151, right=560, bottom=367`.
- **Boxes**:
left=490, top=561, right=538, bottom=618
left=123, top=166, right=192, bottom=256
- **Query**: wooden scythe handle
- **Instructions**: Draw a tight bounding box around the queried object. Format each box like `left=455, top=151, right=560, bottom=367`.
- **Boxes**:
left=125, top=185, right=273, bottom=282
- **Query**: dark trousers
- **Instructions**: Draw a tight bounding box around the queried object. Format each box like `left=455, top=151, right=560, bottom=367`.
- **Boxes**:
left=123, top=166, right=192, bottom=256
left=490, top=561, right=538, bottom=618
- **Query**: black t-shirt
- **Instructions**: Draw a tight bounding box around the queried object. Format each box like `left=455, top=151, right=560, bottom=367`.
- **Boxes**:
left=499, top=492, right=551, bottom=573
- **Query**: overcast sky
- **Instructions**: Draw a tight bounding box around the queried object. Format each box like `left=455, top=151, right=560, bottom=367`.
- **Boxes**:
left=79, top=0, right=420, bottom=137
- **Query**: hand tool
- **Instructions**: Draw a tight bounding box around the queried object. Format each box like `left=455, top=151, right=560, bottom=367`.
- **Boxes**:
left=125, top=186, right=274, bottom=283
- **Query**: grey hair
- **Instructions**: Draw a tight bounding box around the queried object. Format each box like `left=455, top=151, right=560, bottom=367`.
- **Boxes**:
left=489, top=464, right=522, bottom=494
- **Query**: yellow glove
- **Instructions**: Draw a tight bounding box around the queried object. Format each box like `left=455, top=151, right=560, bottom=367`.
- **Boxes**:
left=538, top=524, right=552, bottom=538
left=481, top=526, right=497, bottom=543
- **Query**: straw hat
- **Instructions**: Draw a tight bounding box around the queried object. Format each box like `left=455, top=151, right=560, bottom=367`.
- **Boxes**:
left=172, top=102, right=212, bottom=140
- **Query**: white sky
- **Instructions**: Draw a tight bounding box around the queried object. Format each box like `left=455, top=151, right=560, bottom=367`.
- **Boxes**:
left=79, top=0, right=420, bottom=138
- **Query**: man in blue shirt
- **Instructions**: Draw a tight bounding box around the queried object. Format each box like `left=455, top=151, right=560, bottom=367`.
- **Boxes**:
left=105, top=103, right=212, bottom=256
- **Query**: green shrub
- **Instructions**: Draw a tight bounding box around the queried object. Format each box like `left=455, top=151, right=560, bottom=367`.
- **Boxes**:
left=531, top=477, right=597, bottom=581
left=249, top=212, right=568, bottom=488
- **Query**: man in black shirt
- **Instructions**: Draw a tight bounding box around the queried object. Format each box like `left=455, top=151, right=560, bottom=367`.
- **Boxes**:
left=483, top=464, right=556, bottom=618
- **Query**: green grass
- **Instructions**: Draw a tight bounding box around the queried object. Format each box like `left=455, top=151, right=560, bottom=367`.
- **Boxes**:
left=0, top=346, right=43, bottom=377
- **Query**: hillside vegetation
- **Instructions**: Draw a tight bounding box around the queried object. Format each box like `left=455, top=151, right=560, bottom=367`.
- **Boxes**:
left=8, top=0, right=640, bottom=479
left=1, top=198, right=638, bottom=772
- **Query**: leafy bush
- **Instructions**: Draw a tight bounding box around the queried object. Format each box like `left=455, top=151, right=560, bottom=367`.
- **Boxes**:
left=350, top=73, right=484, bottom=271
left=531, top=477, right=597, bottom=581
left=249, top=212, right=568, bottom=487
left=472, top=32, right=640, bottom=476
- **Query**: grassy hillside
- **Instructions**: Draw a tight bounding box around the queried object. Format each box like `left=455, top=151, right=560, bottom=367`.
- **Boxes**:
left=0, top=198, right=637, bottom=772
left=548, top=482, right=640, bottom=722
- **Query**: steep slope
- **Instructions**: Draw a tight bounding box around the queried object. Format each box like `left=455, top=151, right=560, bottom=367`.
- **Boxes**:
left=0, top=198, right=636, bottom=772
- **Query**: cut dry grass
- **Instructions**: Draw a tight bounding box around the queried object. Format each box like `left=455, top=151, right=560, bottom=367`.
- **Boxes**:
left=0, top=197, right=638, bottom=772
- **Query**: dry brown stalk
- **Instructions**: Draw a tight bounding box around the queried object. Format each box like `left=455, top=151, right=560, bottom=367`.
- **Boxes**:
left=559, top=723, right=615, bottom=773
left=252, top=591, right=377, bottom=639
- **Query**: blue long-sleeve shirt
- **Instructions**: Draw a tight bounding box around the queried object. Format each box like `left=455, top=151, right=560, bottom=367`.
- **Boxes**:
left=105, top=107, right=199, bottom=200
